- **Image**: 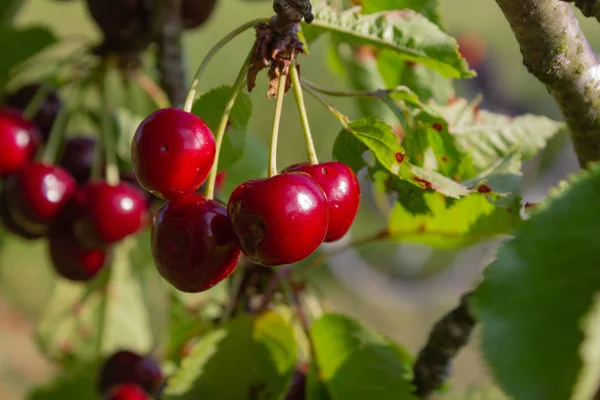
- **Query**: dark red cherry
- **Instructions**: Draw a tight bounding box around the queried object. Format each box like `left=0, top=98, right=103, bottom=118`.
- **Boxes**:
left=58, top=136, right=97, bottom=185
left=227, top=173, right=328, bottom=266
left=0, top=108, right=40, bottom=177
left=120, top=171, right=155, bottom=206
left=98, top=350, right=163, bottom=395
left=131, top=108, right=216, bottom=201
left=152, top=193, right=241, bottom=292
left=103, top=384, right=149, bottom=400
left=49, top=228, right=108, bottom=281
left=181, top=0, right=217, bottom=29
left=75, top=181, right=148, bottom=247
left=284, top=162, right=360, bottom=242
left=0, top=181, right=43, bottom=239
left=5, top=84, right=62, bottom=141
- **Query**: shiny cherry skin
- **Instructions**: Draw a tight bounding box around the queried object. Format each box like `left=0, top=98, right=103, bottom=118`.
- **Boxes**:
left=0, top=108, right=41, bottom=177
left=58, top=137, right=97, bottom=185
left=152, top=193, right=241, bottom=292
left=49, top=227, right=108, bottom=281
left=4, top=162, right=77, bottom=235
left=5, top=84, right=62, bottom=141
left=181, top=0, right=217, bottom=29
left=98, top=350, right=163, bottom=395
left=75, top=181, right=148, bottom=247
left=103, top=384, right=149, bottom=400
left=284, top=162, right=360, bottom=242
left=120, top=171, right=155, bottom=206
left=227, top=173, right=328, bottom=266
left=131, top=108, right=216, bottom=200
left=0, top=181, right=42, bottom=239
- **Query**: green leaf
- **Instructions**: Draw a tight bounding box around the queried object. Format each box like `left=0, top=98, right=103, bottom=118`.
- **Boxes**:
left=0, top=0, right=24, bottom=27
left=304, top=3, right=472, bottom=79
left=165, top=311, right=297, bottom=399
left=191, top=86, right=252, bottom=171
left=0, top=26, right=57, bottom=87
left=360, top=0, right=441, bottom=26
left=307, top=360, right=333, bottom=400
left=27, top=362, right=99, bottom=400
left=311, top=313, right=415, bottom=400
left=471, top=164, right=600, bottom=400
left=572, top=293, right=600, bottom=400
left=432, top=97, right=565, bottom=172
left=220, top=132, right=268, bottom=200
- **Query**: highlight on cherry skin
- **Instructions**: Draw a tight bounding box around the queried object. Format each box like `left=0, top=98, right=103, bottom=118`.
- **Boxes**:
left=0, top=107, right=41, bottom=178
left=131, top=108, right=216, bottom=201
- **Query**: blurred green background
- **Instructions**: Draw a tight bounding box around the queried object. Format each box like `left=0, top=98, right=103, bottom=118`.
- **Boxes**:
left=1, top=0, right=599, bottom=398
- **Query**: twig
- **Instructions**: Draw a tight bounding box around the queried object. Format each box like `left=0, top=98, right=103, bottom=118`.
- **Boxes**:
left=560, top=0, right=600, bottom=22
left=256, top=265, right=293, bottom=314
left=495, top=0, right=600, bottom=167
left=412, top=292, right=476, bottom=399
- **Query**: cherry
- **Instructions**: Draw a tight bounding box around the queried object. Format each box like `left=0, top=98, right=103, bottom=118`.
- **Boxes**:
left=74, top=181, right=148, bottom=247
left=0, top=108, right=40, bottom=178
left=152, top=193, right=241, bottom=292
left=48, top=228, right=108, bottom=281
left=85, top=0, right=145, bottom=38
left=132, top=108, right=216, bottom=201
left=181, top=0, right=218, bottom=30
left=120, top=171, right=155, bottom=206
left=5, top=84, right=62, bottom=142
left=58, top=137, right=97, bottom=185
left=0, top=181, right=42, bottom=239
left=283, top=162, right=360, bottom=242
left=103, top=384, right=149, bottom=400
left=98, top=350, right=163, bottom=395
left=227, top=173, right=328, bottom=266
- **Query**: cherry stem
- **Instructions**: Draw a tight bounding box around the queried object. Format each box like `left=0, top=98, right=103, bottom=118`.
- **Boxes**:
left=280, top=274, right=312, bottom=343
left=204, top=51, right=252, bottom=200
left=256, top=265, right=293, bottom=314
left=268, top=73, right=288, bottom=177
left=289, top=61, right=318, bottom=165
left=300, top=77, right=412, bottom=100
left=301, top=83, right=349, bottom=129
left=39, top=99, right=70, bottom=165
left=100, top=63, right=120, bottom=186
left=182, top=17, right=269, bottom=113
left=22, top=84, right=49, bottom=120
left=130, top=69, right=171, bottom=109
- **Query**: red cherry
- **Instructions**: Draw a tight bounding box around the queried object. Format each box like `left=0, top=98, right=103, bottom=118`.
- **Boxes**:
left=131, top=108, right=216, bottom=201
left=227, top=173, right=328, bottom=266
left=284, top=162, right=360, bottom=242
left=0, top=108, right=40, bottom=177
left=49, top=228, right=108, bottom=281
left=0, top=181, right=42, bottom=239
left=103, top=384, right=149, bottom=400
left=98, top=350, right=163, bottom=395
left=58, top=136, right=97, bottom=185
left=4, top=162, right=76, bottom=235
left=75, top=181, right=148, bottom=247
left=152, top=194, right=241, bottom=292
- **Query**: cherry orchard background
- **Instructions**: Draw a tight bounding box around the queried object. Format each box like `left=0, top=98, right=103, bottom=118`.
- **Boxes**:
left=0, top=0, right=599, bottom=398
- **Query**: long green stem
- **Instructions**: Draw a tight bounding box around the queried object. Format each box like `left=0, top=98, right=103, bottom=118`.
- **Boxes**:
left=268, top=73, right=288, bottom=177
left=23, top=84, right=49, bottom=120
left=100, top=64, right=120, bottom=186
left=130, top=70, right=170, bottom=109
left=301, top=83, right=349, bottom=129
left=301, top=77, right=408, bottom=99
left=182, top=17, right=268, bottom=112
left=289, top=62, right=318, bottom=165
left=204, top=51, right=252, bottom=200
left=39, top=107, right=69, bottom=164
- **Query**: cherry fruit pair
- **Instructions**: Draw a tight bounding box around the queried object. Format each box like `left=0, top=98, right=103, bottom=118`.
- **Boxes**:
left=97, top=350, right=163, bottom=400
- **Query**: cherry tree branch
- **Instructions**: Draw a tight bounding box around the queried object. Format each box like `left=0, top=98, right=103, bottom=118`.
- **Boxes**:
left=561, top=0, right=600, bottom=21
left=496, top=0, right=600, bottom=167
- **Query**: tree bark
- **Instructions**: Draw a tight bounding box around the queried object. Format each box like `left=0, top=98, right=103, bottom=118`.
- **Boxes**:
left=561, top=0, right=600, bottom=22
left=495, top=0, right=600, bottom=167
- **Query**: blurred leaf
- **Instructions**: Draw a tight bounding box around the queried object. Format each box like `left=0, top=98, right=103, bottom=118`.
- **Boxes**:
left=191, top=86, right=253, bottom=170
left=471, top=164, right=600, bottom=400
left=115, top=108, right=144, bottom=167
left=572, top=293, right=600, bottom=400
left=166, top=294, right=214, bottom=361
left=311, top=313, right=415, bottom=400
left=359, top=0, right=441, bottom=25
left=165, top=311, right=297, bottom=399
left=307, top=361, right=333, bottom=400
left=220, top=132, right=268, bottom=199
left=304, top=3, right=472, bottom=79
left=27, top=362, right=99, bottom=400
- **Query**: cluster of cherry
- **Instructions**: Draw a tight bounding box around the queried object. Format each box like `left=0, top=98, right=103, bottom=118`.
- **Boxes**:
left=132, top=107, right=360, bottom=293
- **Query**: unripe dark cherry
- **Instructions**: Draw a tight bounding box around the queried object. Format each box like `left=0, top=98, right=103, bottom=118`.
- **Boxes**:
left=58, top=136, right=97, bottom=185
left=284, top=162, right=360, bottom=242
left=0, top=108, right=40, bottom=178
left=152, top=194, right=241, bottom=293
left=103, top=384, right=149, bottom=400
left=98, top=350, right=163, bottom=395
left=0, top=181, right=42, bottom=240
left=227, top=173, right=329, bottom=266
left=74, top=181, right=148, bottom=247
left=132, top=108, right=216, bottom=201
left=49, top=228, right=108, bottom=281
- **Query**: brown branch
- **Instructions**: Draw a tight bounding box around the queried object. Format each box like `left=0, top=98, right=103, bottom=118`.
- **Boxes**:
left=412, top=292, right=475, bottom=399
left=152, top=0, right=186, bottom=108
left=495, top=0, right=600, bottom=167
left=561, top=0, right=600, bottom=22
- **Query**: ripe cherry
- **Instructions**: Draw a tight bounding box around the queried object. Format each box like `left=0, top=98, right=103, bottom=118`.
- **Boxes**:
left=98, top=350, right=163, bottom=395
left=74, top=181, right=148, bottom=247
left=131, top=108, right=216, bottom=201
left=49, top=228, right=108, bottom=281
left=103, top=384, right=149, bottom=400
left=120, top=171, right=155, bottom=206
left=0, top=108, right=40, bottom=177
left=58, top=137, right=97, bottom=185
left=284, top=162, right=360, bottom=242
left=181, top=0, right=217, bottom=29
left=227, top=173, right=328, bottom=266
left=5, top=84, right=62, bottom=141
left=0, top=181, right=42, bottom=240
left=152, top=193, right=241, bottom=292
